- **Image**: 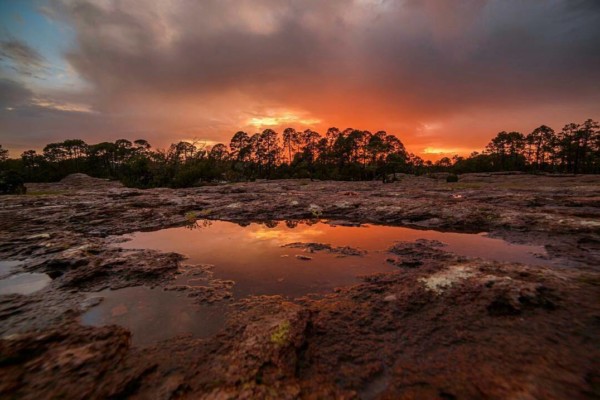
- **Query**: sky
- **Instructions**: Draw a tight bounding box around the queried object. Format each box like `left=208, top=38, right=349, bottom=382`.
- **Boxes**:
left=0, top=0, right=599, bottom=159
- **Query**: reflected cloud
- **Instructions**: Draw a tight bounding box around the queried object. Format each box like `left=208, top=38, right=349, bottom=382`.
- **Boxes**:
left=249, top=225, right=325, bottom=243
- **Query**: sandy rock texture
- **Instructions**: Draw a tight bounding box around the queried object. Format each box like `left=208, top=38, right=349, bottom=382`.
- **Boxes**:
left=0, top=173, right=598, bottom=399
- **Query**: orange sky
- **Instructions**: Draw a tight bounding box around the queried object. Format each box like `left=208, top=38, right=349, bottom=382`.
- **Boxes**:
left=1, top=0, right=599, bottom=160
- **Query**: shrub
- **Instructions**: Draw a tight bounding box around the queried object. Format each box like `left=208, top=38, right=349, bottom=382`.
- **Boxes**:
left=0, top=170, right=27, bottom=195
left=446, top=173, right=459, bottom=183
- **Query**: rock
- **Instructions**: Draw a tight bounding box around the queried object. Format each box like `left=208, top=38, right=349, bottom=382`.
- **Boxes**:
left=27, top=233, right=51, bottom=240
left=80, top=296, right=103, bottom=311
left=284, top=242, right=366, bottom=256
left=383, top=294, right=397, bottom=302
left=411, top=218, right=444, bottom=228
left=0, top=325, right=134, bottom=399
left=307, top=204, right=323, bottom=217
left=1, top=175, right=599, bottom=399
left=207, top=297, right=310, bottom=395
left=388, top=239, right=451, bottom=268
left=333, top=201, right=352, bottom=209
left=419, top=265, right=474, bottom=294
left=57, top=174, right=117, bottom=191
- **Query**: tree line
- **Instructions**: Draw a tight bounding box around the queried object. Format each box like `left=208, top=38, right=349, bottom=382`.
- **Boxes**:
left=0, top=119, right=598, bottom=190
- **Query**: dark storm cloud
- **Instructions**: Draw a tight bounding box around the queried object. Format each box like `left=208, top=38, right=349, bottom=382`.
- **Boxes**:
left=358, top=0, right=600, bottom=111
left=51, top=0, right=599, bottom=115
left=2, top=0, right=599, bottom=154
left=57, top=0, right=350, bottom=103
left=0, top=79, right=33, bottom=108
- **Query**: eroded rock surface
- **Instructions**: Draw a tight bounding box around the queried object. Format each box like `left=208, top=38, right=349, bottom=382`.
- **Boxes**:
left=0, top=174, right=599, bottom=399
left=283, top=242, right=366, bottom=256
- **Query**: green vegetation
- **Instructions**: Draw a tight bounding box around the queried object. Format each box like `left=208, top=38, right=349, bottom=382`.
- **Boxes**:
left=0, top=119, right=598, bottom=191
left=185, top=211, right=198, bottom=223
left=270, top=321, right=291, bottom=347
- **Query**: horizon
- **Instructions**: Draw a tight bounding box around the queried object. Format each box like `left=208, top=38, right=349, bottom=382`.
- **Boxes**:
left=0, top=119, right=597, bottom=163
left=1, top=1, right=599, bottom=160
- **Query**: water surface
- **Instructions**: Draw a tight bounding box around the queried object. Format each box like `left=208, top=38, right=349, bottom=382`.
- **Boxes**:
left=117, top=220, right=547, bottom=297
left=83, top=220, right=548, bottom=345
left=0, top=261, right=24, bottom=277
left=81, top=287, right=226, bottom=345
left=0, top=272, right=51, bottom=295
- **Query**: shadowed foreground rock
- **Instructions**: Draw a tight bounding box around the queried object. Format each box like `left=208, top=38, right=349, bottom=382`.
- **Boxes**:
left=0, top=174, right=599, bottom=399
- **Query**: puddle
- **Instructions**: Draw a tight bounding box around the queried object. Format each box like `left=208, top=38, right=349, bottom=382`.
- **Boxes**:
left=117, top=220, right=547, bottom=298
left=0, top=261, right=24, bottom=277
left=81, top=287, right=226, bottom=346
left=82, top=220, right=549, bottom=345
left=0, top=272, right=51, bottom=295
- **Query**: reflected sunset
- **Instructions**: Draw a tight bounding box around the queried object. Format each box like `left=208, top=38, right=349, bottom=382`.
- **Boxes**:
left=117, top=220, right=549, bottom=299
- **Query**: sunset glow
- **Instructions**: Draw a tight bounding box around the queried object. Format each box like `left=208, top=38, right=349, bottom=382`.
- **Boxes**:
left=247, top=113, right=321, bottom=129
left=0, top=0, right=598, bottom=159
left=422, top=147, right=473, bottom=156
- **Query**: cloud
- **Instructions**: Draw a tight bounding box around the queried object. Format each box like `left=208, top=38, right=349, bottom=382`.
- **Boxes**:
left=0, top=38, right=47, bottom=76
left=0, top=79, right=34, bottom=108
left=30, top=96, right=94, bottom=113
left=53, top=1, right=599, bottom=109
left=0, top=78, right=93, bottom=115
left=1, top=0, right=599, bottom=156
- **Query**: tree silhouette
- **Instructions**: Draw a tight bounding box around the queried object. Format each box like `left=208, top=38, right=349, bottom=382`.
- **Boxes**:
left=282, top=127, right=300, bottom=164
left=0, top=145, right=8, bottom=163
left=526, top=125, right=555, bottom=170
left=1, top=118, right=598, bottom=192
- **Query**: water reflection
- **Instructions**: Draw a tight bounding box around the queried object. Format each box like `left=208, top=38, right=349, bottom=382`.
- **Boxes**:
left=0, top=272, right=51, bottom=295
left=84, top=220, right=549, bottom=346
left=118, top=220, right=548, bottom=299
left=185, top=218, right=213, bottom=230
left=81, top=287, right=226, bottom=346
left=0, top=261, right=24, bottom=277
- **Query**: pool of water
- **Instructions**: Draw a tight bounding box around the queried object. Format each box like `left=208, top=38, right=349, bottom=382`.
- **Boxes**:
left=117, top=220, right=547, bottom=297
left=82, top=220, right=549, bottom=345
left=0, top=271, right=51, bottom=295
left=0, top=261, right=24, bottom=277
left=81, top=287, right=226, bottom=345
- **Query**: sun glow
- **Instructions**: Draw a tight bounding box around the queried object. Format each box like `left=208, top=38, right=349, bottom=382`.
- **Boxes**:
left=422, top=147, right=470, bottom=156
left=247, top=112, right=321, bottom=129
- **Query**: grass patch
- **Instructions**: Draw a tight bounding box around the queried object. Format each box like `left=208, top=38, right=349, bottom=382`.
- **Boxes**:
left=185, top=211, right=198, bottom=222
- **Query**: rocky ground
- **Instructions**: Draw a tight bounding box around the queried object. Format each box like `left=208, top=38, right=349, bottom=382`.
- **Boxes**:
left=0, top=173, right=599, bottom=399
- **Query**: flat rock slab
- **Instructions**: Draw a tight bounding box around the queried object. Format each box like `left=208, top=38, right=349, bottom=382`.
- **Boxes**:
left=0, top=174, right=599, bottom=399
